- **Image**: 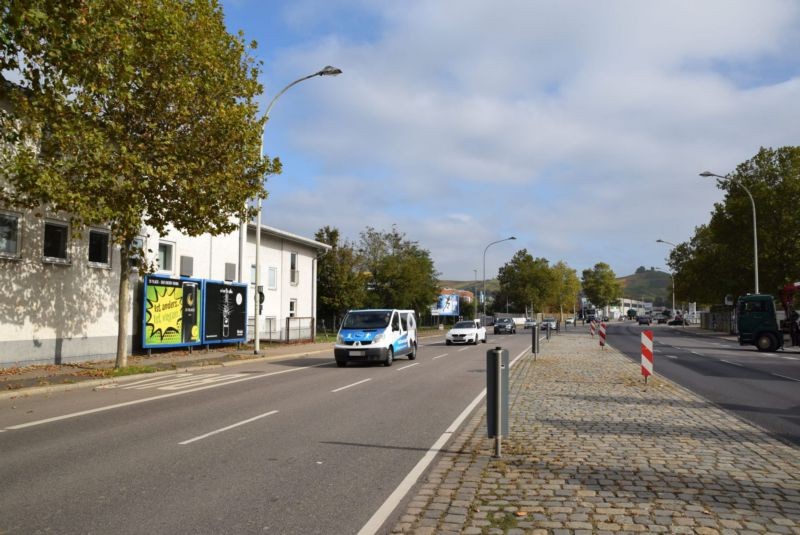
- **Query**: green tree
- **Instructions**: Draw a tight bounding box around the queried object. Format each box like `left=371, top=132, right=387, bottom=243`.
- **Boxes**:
left=549, top=260, right=581, bottom=318
left=0, top=1, right=275, bottom=367
left=669, top=146, right=800, bottom=303
left=635, top=266, right=647, bottom=274
left=314, top=226, right=367, bottom=327
left=581, top=262, right=622, bottom=309
left=357, top=226, right=440, bottom=313
left=497, top=249, right=554, bottom=315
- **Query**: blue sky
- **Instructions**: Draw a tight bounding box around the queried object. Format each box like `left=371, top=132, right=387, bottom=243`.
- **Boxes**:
left=220, top=0, right=800, bottom=282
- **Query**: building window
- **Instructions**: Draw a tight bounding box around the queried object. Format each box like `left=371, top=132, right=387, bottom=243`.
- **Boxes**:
left=0, top=211, right=21, bottom=258
left=158, top=242, right=174, bottom=272
left=289, top=298, right=297, bottom=318
left=43, top=220, right=69, bottom=263
left=88, top=228, right=111, bottom=267
left=268, top=267, right=277, bottom=290
left=290, top=252, right=298, bottom=285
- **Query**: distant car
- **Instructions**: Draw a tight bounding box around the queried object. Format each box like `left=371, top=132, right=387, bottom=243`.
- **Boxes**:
left=493, top=317, right=516, bottom=334
left=657, top=316, right=668, bottom=324
left=586, top=315, right=596, bottom=323
left=523, top=318, right=537, bottom=329
left=565, top=317, right=575, bottom=325
left=602, top=316, right=610, bottom=322
left=668, top=317, right=687, bottom=326
left=637, top=316, right=652, bottom=326
left=446, top=320, right=487, bottom=345
left=541, top=317, right=557, bottom=330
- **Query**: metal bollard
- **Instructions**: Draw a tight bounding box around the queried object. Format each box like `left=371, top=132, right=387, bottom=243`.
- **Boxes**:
left=486, top=347, right=509, bottom=457
left=532, top=323, right=540, bottom=357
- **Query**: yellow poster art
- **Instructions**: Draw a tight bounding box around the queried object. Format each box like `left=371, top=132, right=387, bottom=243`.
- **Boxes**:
left=144, top=276, right=202, bottom=347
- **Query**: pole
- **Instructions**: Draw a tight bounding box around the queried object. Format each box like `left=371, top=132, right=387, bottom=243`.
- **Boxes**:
left=251, top=66, right=341, bottom=354
left=482, top=237, right=516, bottom=318
left=495, top=347, right=502, bottom=458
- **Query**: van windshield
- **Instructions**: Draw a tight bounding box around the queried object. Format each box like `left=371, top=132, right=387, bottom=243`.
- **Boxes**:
left=342, top=311, right=392, bottom=329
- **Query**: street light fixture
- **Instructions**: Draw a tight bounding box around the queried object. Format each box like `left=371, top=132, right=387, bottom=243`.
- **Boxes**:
left=482, top=237, right=516, bottom=319
left=700, top=171, right=759, bottom=294
left=244, top=66, right=342, bottom=354
left=656, top=239, right=677, bottom=313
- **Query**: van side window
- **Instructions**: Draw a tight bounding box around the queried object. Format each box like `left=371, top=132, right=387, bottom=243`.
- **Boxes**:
left=392, top=313, right=401, bottom=331
left=400, top=314, right=408, bottom=330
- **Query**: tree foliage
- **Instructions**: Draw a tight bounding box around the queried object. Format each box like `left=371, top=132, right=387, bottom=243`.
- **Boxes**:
left=668, top=146, right=800, bottom=303
left=549, top=260, right=581, bottom=314
left=496, top=249, right=554, bottom=314
left=314, top=226, right=367, bottom=326
left=1, top=1, right=276, bottom=366
left=356, top=226, right=440, bottom=313
left=581, top=262, right=622, bottom=309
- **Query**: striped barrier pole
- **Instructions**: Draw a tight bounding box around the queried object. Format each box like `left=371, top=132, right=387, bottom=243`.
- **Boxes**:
left=599, top=322, right=606, bottom=349
left=641, top=330, right=654, bottom=383
left=589, top=320, right=596, bottom=337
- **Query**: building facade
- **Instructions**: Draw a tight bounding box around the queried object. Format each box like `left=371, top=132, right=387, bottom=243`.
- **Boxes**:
left=0, top=207, right=329, bottom=367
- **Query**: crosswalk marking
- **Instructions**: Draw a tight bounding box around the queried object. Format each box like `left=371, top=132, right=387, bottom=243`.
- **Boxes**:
left=123, top=373, right=251, bottom=391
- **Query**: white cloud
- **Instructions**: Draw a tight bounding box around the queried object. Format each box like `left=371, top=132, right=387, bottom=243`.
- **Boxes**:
left=245, top=0, right=800, bottom=280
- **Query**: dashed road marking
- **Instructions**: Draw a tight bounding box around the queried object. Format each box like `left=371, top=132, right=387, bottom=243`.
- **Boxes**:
left=397, top=363, right=420, bottom=371
left=432, top=354, right=448, bottom=360
left=179, top=410, right=279, bottom=445
left=332, top=378, right=372, bottom=393
left=721, top=359, right=744, bottom=367
left=772, top=373, right=800, bottom=382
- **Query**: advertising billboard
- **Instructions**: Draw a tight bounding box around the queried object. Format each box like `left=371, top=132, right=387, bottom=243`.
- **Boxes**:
left=143, top=275, right=203, bottom=348
left=431, top=293, right=460, bottom=316
left=203, top=280, right=247, bottom=344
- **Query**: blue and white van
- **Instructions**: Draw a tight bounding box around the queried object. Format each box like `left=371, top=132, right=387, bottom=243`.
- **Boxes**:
left=334, top=309, right=417, bottom=367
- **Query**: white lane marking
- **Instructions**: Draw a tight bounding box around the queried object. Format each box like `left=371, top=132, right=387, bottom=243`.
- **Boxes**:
left=690, top=351, right=702, bottom=356
left=118, top=373, right=193, bottom=388
left=432, top=354, right=448, bottom=360
left=332, top=379, right=372, bottom=393
left=665, top=355, right=678, bottom=359
left=772, top=373, right=800, bottom=382
left=782, top=356, right=799, bottom=361
left=126, top=373, right=251, bottom=391
left=179, top=410, right=278, bottom=445
left=721, top=359, right=744, bottom=367
left=5, top=363, right=327, bottom=431
left=358, top=347, right=528, bottom=535
left=457, top=347, right=470, bottom=352
left=397, top=363, right=420, bottom=371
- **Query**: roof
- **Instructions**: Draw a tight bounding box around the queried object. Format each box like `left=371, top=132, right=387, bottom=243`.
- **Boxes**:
left=248, top=222, right=331, bottom=252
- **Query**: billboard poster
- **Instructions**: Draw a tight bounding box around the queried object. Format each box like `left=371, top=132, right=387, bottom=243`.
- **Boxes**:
left=203, top=281, right=247, bottom=344
left=143, top=275, right=203, bottom=348
left=431, top=293, right=460, bottom=316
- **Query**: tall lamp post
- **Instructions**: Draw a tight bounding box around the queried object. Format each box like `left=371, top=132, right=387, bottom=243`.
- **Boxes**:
left=473, top=268, right=478, bottom=320
left=245, top=66, right=342, bottom=354
left=655, top=239, right=677, bottom=313
left=482, top=237, right=516, bottom=318
left=700, top=171, right=759, bottom=294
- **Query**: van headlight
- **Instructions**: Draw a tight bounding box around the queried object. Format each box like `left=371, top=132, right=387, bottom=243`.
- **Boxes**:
left=373, top=333, right=384, bottom=344
left=336, top=333, right=344, bottom=343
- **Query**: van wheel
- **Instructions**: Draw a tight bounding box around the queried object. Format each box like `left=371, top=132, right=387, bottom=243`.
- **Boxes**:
left=384, top=347, right=394, bottom=366
left=408, top=342, right=417, bottom=360
left=336, top=359, right=347, bottom=368
left=756, top=333, right=777, bottom=352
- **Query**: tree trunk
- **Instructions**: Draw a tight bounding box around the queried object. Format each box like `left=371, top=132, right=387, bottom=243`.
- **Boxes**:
left=115, top=249, right=131, bottom=369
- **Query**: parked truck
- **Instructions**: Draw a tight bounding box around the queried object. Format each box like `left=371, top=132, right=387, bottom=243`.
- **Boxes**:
left=736, top=282, right=800, bottom=352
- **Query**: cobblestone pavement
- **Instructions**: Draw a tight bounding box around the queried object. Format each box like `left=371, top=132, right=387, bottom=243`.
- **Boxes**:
left=392, top=331, right=800, bottom=535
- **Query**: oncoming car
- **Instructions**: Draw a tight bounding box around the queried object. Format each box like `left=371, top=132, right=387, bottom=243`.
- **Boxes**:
left=446, top=320, right=487, bottom=345
left=493, top=317, right=516, bottom=334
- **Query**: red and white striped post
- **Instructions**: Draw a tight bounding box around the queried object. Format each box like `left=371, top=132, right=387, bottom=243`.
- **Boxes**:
left=641, top=330, right=654, bottom=382
left=589, top=320, right=596, bottom=337
left=599, top=322, right=606, bottom=349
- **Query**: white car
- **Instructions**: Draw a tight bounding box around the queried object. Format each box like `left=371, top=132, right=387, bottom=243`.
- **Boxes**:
left=523, top=318, right=537, bottom=329
left=446, top=320, right=487, bottom=345
left=565, top=317, right=575, bottom=325
left=541, top=317, right=557, bottom=330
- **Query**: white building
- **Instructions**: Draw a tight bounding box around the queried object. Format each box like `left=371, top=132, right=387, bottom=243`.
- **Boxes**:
left=0, top=206, right=329, bottom=367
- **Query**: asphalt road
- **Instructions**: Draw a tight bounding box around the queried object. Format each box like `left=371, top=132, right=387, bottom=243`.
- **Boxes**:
left=0, top=331, right=534, bottom=534
left=605, top=322, right=800, bottom=446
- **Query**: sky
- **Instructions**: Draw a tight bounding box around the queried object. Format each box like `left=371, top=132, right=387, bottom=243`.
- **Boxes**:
left=220, top=0, right=800, bottom=282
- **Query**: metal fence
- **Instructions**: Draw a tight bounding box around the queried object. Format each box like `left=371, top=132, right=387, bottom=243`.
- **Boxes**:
left=285, top=317, right=314, bottom=343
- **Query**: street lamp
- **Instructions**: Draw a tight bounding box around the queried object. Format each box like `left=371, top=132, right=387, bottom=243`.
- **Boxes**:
left=482, top=237, right=516, bottom=318
left=244, top=66, right=342, bottom=354
left=700, top=171, right=759, bottom=294
left=656, top=239, right=677, bottom=313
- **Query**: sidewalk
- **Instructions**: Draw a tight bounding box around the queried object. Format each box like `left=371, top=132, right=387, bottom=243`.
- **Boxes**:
left=392, top=331, right=800, bottom=534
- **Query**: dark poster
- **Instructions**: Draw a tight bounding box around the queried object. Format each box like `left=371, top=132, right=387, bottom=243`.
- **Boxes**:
left=203, top=281, right=247, bottom=343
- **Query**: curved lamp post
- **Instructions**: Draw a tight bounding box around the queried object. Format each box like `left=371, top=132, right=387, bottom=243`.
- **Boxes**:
left=656, top=239, right=677, bottom=313
left=482, top=237, right=516, bottom=318
left=244, top=66, right=342, bottom=354
left=700, top=171, right=759, bottom=294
